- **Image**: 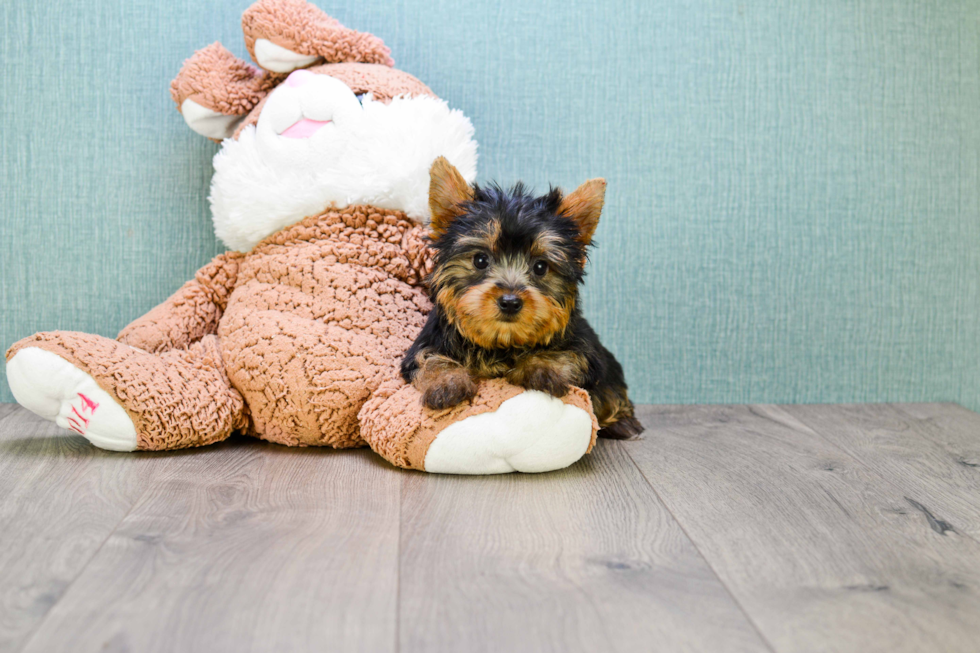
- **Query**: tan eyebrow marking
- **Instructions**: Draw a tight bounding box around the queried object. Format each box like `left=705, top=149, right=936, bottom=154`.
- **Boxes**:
left=530, top=231, right=568, bottom=262
left=454, top=219, right=501, bottom=252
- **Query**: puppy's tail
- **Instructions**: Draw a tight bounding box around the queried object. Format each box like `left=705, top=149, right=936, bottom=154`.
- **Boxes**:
left=597, top=414, right=644, bottom=440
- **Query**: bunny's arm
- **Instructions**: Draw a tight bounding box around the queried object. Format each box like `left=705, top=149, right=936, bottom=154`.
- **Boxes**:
left=117, top=252, right=245, bottom=353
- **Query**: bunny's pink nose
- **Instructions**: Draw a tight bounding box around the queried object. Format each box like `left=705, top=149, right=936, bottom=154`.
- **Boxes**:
left=286, top=69, right=316, bottom=87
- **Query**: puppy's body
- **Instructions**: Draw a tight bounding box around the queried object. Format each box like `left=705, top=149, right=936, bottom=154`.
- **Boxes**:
left=402, top=158, right=644, bottom=439
left=403, top=301, right=641, bottom=438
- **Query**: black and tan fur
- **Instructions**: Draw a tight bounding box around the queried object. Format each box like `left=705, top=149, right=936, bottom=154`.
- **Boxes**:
left=401, top=157, right=644, bottom=439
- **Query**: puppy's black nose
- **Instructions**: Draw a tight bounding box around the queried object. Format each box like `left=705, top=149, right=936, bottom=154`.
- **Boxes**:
left=497, top=294, right=523, bottom=315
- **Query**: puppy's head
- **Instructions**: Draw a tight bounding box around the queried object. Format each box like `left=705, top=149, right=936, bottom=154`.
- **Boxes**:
left=426, top=157, right=606, bottom=349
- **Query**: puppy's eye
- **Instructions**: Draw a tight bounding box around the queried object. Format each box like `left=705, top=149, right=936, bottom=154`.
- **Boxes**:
left=532, top=260, right=549, bottom=277
left=473, top=253, right=490, bottom=270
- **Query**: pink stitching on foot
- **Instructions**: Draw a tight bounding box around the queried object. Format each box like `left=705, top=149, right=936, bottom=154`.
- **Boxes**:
left=78, top=393, right=100, bottom=413
left=78, top=392, right=99, bottom=413
left=70, top=405, right=90, bottom=428
left=67, top=393, right=101, bottom=436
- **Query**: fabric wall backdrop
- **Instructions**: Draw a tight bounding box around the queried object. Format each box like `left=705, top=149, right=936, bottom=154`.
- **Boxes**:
left=2, top=0, right=978, bottom=408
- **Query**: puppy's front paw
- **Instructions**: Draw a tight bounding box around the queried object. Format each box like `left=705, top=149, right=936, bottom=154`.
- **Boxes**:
left=420, top=374, right=477, bottom=410
left=514, top=366, right=570, bottom=398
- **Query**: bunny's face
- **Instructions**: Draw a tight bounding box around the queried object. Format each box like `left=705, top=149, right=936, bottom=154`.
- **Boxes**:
left=170, top=0, right=478, bottom=252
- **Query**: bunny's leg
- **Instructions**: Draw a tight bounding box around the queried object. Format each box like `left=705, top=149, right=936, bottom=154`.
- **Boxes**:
left=5, top=333, right=247, bottom=451
left=359, top=378, right=598, bottom=474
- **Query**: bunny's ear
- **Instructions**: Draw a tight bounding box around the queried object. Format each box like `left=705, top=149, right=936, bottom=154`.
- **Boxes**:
left=170, top=43, right=277, bottom=141
left=428, top=157, right=474, bottom=237
left=242, top=0, right=393, bottom=73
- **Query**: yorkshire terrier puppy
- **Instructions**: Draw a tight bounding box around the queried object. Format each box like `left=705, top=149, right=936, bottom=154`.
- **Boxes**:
left=401, top=157, right=644, bottom=439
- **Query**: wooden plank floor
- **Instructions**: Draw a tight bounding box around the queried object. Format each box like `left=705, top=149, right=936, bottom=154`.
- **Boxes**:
left=1, top=403, right=979, bottom=653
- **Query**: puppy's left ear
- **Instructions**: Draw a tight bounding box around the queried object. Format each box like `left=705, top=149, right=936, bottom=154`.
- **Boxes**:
left=558, top=179, right=606, bottom=246
left=429, top=156, right=474, bottom=237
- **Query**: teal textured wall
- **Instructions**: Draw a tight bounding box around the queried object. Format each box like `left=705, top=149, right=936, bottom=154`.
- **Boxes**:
left=2, top=0, right=979, bottom=408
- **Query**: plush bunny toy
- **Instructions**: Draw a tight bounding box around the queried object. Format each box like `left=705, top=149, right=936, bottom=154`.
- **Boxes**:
left=4, top=0, right=598, bottom=474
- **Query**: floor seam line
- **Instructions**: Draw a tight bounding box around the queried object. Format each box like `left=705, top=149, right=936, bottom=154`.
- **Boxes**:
left=619, top=440, right=780, bottom=653
left=13, top=457, right=158, bottom=653
left=395, top=474, right=402, bottom=653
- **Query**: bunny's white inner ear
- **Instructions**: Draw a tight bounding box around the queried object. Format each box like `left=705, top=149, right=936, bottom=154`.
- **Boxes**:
left=180, top=99, right=245, bottom=140
left=254, top=38, right=321, bottom=73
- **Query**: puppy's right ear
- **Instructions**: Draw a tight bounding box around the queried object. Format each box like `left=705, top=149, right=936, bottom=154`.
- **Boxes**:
left=558, top=178, right=606, bottom=246
left=429, top=156, right=474, bottom=237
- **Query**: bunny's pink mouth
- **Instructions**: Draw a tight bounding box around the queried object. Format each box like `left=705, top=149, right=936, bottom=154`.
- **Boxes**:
left=280, top=118, right=332, bottom=139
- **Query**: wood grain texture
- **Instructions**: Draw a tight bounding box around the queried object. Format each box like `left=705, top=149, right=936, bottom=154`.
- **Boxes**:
left=398, top=440, right=770, bottom=653
left=786, top=403, right=980, bottom=540
left=626, top=404, right=980, bottom=653
left=0, top=403, right=19, bottom=426
left=0, top=408, right=156, bottom=653
left=17, top=440, right=401, bottom=653
left=6, top=403, right=980, bottom=653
